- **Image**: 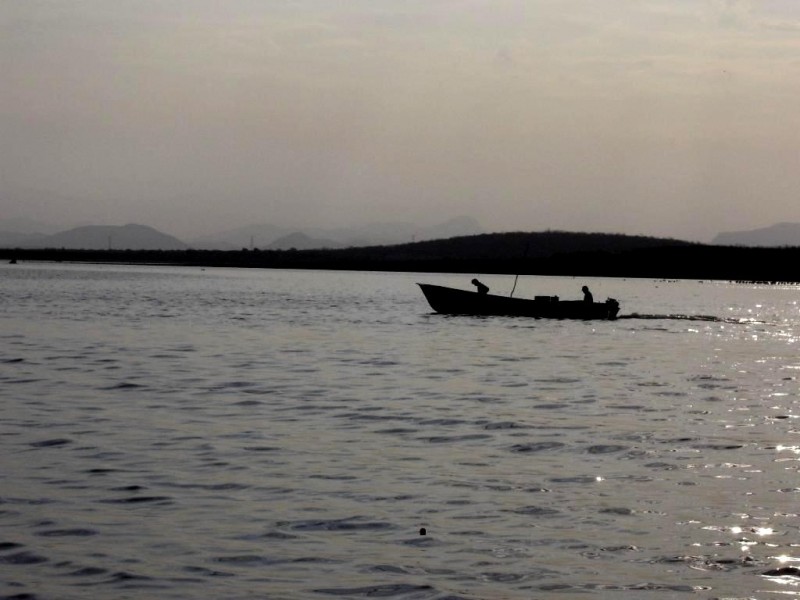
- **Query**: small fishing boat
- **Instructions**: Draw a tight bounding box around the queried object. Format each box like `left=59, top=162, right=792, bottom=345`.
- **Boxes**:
left=418, top=284, right=620, bottom=320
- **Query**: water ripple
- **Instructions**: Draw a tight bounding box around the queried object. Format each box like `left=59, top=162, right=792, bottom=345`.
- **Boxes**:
left=2, top=266, right=799, bottom=599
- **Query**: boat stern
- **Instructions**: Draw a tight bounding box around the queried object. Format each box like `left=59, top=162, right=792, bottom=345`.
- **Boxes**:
left=605, top=298, right=620, bottom=320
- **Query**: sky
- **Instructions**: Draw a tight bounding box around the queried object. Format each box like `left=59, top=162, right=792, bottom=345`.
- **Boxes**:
left=3, top=0, right=800, bottom=241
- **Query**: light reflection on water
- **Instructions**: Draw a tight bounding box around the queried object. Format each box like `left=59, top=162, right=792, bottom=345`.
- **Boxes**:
left=1, top=263, right=800, bottom=599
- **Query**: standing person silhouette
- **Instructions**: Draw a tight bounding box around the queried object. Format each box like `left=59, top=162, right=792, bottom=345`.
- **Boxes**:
left=472, top=279, right=489, bottom=295
left=582, top=286, right=593, bottom=303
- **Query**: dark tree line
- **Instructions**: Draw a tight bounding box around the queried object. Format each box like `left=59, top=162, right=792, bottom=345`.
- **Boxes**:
left=2, top=230, right=798, bottom=283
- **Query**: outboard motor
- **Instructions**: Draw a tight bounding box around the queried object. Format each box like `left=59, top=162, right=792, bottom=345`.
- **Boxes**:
left=605, top=298, right=620, bottom=320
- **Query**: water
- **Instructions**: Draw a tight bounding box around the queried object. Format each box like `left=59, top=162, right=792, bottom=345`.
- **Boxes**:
left=1, top=263, right=800, bottom=599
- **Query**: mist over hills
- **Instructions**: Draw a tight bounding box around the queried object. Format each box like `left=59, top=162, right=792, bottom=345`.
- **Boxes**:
left=713, top=222, right=800, bottom=247
left=6, top=214, right=800, bottom=255
left=6, top=228, right=697, bottom=266
left=188, top=216, right=483, bottom=250
left=0, top=230, right=45, bottom=248
left=266, top=232, right=343, bottom=251
left=0, top=216, right=65, bottom=248
left=0, top=221, right=189, bottom=250
left=0, top=217, right=62, bottom=236
left=0, top=216, right=483, bottom=250
left=15, top=224, right=189, bottom=250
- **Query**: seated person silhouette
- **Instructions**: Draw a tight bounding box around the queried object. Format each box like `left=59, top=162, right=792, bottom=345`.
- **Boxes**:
left=582, top=285, right=593, bottom=303
left=472, top=278, right=490, bottom=295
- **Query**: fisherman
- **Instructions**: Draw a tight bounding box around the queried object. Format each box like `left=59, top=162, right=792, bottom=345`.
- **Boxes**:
left=472, top=278, right=490, bottom=295
left=582, top=285, right=593, bottom=303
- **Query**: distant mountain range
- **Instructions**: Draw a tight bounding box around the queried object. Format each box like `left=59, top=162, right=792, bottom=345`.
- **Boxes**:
left=0, top=224, right=188, bottom=250
left=188, top=216, right=483, bottom=250
left=713, top=222, right=800, bottom=247
left=0, top=217, right=483, bottom=250
left=9, top=217, right=800, bottom=251
left=9, top=229, right=800, bottom=282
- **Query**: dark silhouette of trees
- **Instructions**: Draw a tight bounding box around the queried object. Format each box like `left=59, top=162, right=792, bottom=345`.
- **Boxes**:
left=2, top=230, right=798, bottom=283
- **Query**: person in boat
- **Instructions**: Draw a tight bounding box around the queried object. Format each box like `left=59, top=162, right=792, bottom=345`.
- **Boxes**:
left=582, top=285, right=593, bottom=303
left=471, top=278, right=489, bottom=295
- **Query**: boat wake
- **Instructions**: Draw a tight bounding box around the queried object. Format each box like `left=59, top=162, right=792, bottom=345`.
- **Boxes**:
left=618, top=313, right=762, bottom=324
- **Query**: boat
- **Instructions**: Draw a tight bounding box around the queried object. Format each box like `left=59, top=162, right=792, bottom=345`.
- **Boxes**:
left=418, top=284, right=620, bottom=320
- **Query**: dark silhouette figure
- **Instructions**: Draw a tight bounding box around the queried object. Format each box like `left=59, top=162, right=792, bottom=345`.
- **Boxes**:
left=471, top=278, right=489, bottom=295
left=582, top=285, right=593, bottom=303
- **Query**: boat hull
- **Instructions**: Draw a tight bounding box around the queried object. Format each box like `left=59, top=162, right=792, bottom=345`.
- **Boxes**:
left=418, top=284, right=619, bottom=320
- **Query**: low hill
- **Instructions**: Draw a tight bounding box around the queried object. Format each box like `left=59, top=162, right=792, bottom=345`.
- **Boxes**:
left=38, top=224, right=188, bottom=250
left=189, top=223, right=289, bottom=250
left=328, top=230, right=694, bottom=261
left=713, top=223, right=800, bottom=247
left=0, top=230, right=47, bottom=248
left=8, top=229, right=800, bottom=282
left=267, top=232, right=344, bottom=250
left=188, top=216, right=483, bottom=249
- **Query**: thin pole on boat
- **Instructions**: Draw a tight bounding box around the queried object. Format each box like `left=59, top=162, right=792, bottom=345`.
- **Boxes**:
left=510, top=274, right=520, bottom=298
left=509, top=242, right=530, bottom=298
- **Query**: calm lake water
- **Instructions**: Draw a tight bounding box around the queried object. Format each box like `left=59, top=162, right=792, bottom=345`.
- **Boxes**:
left=2, top=263, right=800, bottom=599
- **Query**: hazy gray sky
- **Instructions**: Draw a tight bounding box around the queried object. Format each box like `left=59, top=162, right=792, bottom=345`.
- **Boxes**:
left=3, top=0, right=800, bottom=240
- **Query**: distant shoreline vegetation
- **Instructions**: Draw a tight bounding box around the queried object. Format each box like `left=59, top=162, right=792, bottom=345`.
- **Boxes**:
left=2, top=231, right=800, bottom=284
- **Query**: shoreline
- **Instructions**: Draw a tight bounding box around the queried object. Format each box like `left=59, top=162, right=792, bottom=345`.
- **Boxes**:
left=2, top=245, right=799, bottom=284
